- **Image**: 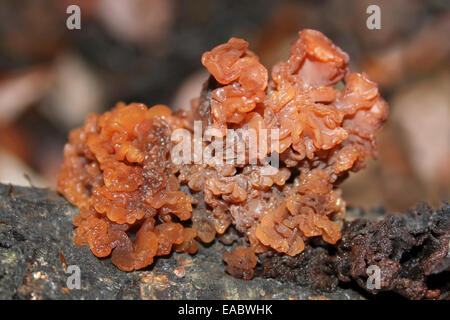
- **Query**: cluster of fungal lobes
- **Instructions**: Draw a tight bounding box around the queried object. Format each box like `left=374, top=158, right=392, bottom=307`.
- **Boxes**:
left=58, top=29, right=388, bottom=276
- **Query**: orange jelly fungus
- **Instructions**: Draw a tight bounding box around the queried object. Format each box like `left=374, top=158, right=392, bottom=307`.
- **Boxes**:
left=58, top=29, right=388, bottom=275
left=58, top=103, right=196, bottom=271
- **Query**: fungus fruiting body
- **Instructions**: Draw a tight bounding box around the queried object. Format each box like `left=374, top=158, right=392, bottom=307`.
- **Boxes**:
left=58, top=29, right=388, bottom=275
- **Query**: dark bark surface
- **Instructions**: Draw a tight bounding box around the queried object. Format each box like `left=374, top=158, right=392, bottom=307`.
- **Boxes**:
left=1, top=183, right=447, bottom=300
left=335, top=202, right=450, bottom=299
left=0, top=183, right=362, bottom=300
left=257, top=203, right=450, bottom=300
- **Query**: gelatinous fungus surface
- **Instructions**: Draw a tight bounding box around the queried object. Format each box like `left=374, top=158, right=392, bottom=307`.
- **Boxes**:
left=58, top=103, right=197, bottom=271
left=182, top=29, right=388, bottom=278
left=223, top=245, right=258, bottom=280
left=58, top=29, right=389, bottom=275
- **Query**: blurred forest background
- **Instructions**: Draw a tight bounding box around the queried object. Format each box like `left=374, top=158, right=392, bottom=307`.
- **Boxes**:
left=0, top=0, right=448, bottom=212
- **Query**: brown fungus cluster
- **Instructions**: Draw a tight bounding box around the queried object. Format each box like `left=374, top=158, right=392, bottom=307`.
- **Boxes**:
left=185, top=29, right=388, bottom=277
left=58, top=103, right=197, bottom=271
left=58, top=29, right=388, bottom=274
